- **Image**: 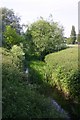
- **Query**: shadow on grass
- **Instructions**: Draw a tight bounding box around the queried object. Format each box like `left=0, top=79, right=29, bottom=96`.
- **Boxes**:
left=26, top=60, right=80, bottom=120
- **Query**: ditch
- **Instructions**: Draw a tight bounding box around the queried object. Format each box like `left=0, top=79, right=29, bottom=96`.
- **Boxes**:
left=45, top=86, right=80, bottom=120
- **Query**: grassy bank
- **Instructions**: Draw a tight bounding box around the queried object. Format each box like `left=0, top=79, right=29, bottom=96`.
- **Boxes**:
left=45, top=46, right=79, bottom=102
left=2, top=48, right=68, bottom=119
left=28, top=46, right=80, bottom=119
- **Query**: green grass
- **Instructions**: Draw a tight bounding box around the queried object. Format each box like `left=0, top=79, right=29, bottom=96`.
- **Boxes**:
left=45, top=46, right=78, bottom=71
left=45, top=46, right=79, bottom=102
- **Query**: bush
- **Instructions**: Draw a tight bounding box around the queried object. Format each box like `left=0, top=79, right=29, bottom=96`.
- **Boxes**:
left=25, top=19, right=66, bottom=59
left=11, top=45, right=25, bottom=69
left=2, top=45, right=25, bottom=70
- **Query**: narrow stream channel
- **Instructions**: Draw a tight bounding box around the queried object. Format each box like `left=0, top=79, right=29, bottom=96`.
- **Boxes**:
left=49, top=87, right=80, bottom=120
left=51, top=99, right=70, bottom=119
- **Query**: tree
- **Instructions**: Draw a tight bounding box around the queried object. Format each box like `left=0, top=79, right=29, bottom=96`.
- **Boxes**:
left=70, top=26, right=76, bottom=44
left=1, top=7, right=22, bottom=34
left=25, top=19, right=65, bottom=59
left=1, top=7, right=23, bottom=47
left=3, top=25, right=24, bottom=48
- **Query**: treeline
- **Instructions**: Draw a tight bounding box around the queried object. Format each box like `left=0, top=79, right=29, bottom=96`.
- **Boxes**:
left=66, top=26, right=77, bottom=44
left=1, top=7, right=67, bottom=60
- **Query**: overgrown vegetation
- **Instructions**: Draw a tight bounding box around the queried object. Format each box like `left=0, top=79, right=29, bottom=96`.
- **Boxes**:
left=45, top=46, right=80, bottom=102
left=1, top=7, right=79, bottom=119
left=2, top=48, right=68, bottom=119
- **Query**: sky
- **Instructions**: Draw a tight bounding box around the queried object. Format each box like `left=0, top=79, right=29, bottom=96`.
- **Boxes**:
left=0, top=0, right=79, bottom=37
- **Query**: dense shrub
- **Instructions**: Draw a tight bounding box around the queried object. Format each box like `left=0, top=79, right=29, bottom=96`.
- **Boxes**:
left=11, top=45, right=25, bottom=69
left=45, top=46, right=80, bottom=102
left=2, top=45, right=25, bottom=70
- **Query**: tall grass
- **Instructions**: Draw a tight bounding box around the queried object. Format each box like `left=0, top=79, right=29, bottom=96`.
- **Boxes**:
left=45, top=46, right=80, bottom=102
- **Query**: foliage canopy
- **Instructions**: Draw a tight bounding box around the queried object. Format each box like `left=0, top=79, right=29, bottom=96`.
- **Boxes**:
left=25, top=19, right=66, bottom=59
